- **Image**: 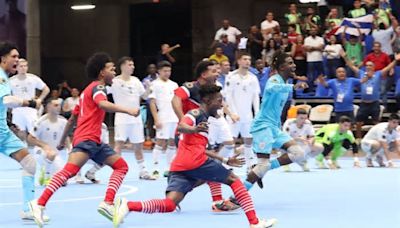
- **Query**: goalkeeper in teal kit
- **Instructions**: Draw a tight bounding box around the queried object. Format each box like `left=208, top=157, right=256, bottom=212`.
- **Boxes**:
left=237, top=52, right=312, bottom=191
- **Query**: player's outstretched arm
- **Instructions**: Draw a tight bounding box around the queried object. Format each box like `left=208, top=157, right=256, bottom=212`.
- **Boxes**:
left=98, top=100, right=140, bottom=117
left=57, top=114, right=77, bottom=150
left=3, top=95, right=41, bottom=109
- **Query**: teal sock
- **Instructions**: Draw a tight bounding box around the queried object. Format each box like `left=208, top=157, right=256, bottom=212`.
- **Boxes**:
left=270, top=159, right=281, bottom=170
left=22, top=175, right=35, bottom=212
left=243, top=180, right=254, bottom=191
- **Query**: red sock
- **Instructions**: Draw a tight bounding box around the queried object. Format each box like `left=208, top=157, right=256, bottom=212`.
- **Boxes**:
left=104, top=158, right=128, bottom=204
left=207, top=182, right=223, bottom=202
left=230, top=179, right=259, bottom=225
left=127, top=198, right=176, bottom=213
left=38, top=163, right=80, bottom=206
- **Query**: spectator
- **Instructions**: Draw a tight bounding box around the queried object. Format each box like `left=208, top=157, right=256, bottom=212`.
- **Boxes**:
left=47, top=89, right=63, bottom=105
left=342, top=51, right=400, bottom=139
left=324, top=21, right=340, bottom=42
left=249, top=59, right=270, bottom=98
left=348, top=0, right=367, bottom=18
left=62, top=88, right=79, bottom=118
left=285, top=3, right=302, bottom=34
left=211, top=19, right=241, bottom=48
left=324, top=36, right=344, bottom=78
left=57, top=80, right=72, bottom=99
left=272, top=32, right=283, bottom=46
left=341, top=26, right=363, bottom=71
left=281, top=34, right=292, bottom=55
left=374, top=0, right=392, bottom=27
left=260, top=11, right=280, bottom=39
left=372, top=15, right=398, bottom=57
left=317, top=67, right=361, bottom=122
left=142, top=63, right=158, bottom=140
left=217, top=60, right=231, bottom=87
left=209, top=47, right=229, bottom=64
left=157, top=43, right=180, bottom=63
left=247, top=25, right=264, bottom=62
left=142, top=63, right=158, bottom=90
left=392, top=25, right=400, bottom=53
left=304, top=7, right=321, bottom=34
left=287, top=24, right=299, bottom=44
left=304, top=27, right=325, bottom=90
left=263, top=38, right=280, bottom=66
left=291, top=34, right=307, bottom=77
left=325, top=8, right=342, bottom=28
left=317, top=0, right=329, bottom=26
left=217, top=34, right=237, bottom=66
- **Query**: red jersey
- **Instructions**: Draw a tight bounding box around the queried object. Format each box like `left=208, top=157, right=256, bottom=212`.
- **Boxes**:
left=72, top=81, right=107, bottom=146
left=363, top=52, right=391, bottom=72
left=174, top=81, right=201, bottom=114
left=170, top=109, right=209, bottom=171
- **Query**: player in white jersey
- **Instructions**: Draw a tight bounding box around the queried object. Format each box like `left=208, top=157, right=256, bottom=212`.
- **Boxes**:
left=9, top=58, right=50, bottom=140
left=281, top=108, right=324, bottom=171
left=108, top=56, right=155, bottom=180
left=148, top=61, right=179, bottom=178
left=31, top=99, right=69, bottom=185
left=224, top=53, right=260, bottom=171
left=361, top=113, right=400, bottom=168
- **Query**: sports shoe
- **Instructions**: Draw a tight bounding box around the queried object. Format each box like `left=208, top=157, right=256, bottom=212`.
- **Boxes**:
left=332, top=161, right=341, bottom=169
left=353, top=161, right=361, bottom=168
left=152, top=170, right=160, bottom=179
left=21, top=210, right=50, bottom=223
left=228, top=196, right=240, bottom=207
left=163, top=170, right=170, bottom=177
left=301, top=162, right=310, bottom=172
left=316, top=160, right=328, bottom=169
left=74, top=174, right=85, bottom=184
left=283, top=165, right=291, bottom=172
left=113, top=197, right=129, bottom=228
left=85, top=171, right=100, bottom=184
left=98, top=201, right=114, bottom=222
left=376, top=156, right=386, bottom=167
left=366, top=158, right=374, bottom=167
left=139, top=170, right=157, bottom=180
left=212, top=199, right=240, bottom=212
left=388, top=161, right=395, bottom=168
left=250, top=218, right=277, bottom=228
left=28, top=199, right=45, bottom=228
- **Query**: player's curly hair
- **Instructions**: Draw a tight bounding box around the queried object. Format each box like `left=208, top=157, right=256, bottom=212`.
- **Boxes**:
left=199, top=84, right=222, bottom=100
left=86, top=52, right=112, bottom=79
left=271, top=51, right=290, bottom=71
left=0, top=42, right=17, bottom=58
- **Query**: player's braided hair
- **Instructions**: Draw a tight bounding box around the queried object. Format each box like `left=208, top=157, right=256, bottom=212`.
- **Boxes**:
left=271, top=51, right=290, bottom=71
left=199, top=84, right=222, bottom=100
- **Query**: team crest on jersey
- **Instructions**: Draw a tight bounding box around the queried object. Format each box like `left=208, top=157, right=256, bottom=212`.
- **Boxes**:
left=97, top=85, right=105, bottom=90
left=191, top=109, right=200, bottom=116
left=185, top=82, right=194, bottom=88
left=259, top=142, right=266, bottom=149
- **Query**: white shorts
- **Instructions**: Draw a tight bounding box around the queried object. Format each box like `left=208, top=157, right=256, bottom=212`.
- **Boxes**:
left=12, top=108, right=38, bottom=132
left=156, top=122, right=177, bottom=140
left=208, top=116, right=233, bottom=145
left=114, top=123, right=144, bottom=144
left=228, top=121, right=252, bottom=138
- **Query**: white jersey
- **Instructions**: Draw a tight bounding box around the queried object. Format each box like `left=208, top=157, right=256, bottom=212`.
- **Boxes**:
left=101, top=123, right=110, bottom=144
left=224, top=70, right=260, bottom=122
left=10, top=73, right=47, bottom=113
left=282, top=118, right=315, bottom=139
left=108, top=76, right=145, bottom=125
left=148, top=78, right=178, bottom=123
left=31, top=114, right=68, bottom=150
left=64, top=97, right=79, bottom=111
left=363, top=122, right=399, bottom=143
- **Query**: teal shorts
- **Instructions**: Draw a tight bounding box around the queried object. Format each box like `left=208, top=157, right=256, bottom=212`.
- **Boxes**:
left=0, top=131, right=25, bottom=157
left=252, top=126, right=292, bottom=154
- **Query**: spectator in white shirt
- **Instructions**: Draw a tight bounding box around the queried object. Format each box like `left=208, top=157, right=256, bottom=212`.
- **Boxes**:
left=373, top=16, right=399, bottom=57
left=62, top=88, right=80, bottom=118
left=211, top=19, right=241, bottom=49
left=323, top=36, right=344, bottom=78
left=260, top=11, right=280, bottom=39
left=304, top=27, right=325, bottom=90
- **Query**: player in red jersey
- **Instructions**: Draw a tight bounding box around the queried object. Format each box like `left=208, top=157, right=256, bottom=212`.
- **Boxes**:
left=28, top=53, right=140, bottom=227
left=172, top=60, right=238, bottom=212
left=113, top=84, right=277, bottom=228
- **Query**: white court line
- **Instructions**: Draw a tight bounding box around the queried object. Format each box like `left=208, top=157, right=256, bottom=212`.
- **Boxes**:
left=0, top=184, right=138, bottom=207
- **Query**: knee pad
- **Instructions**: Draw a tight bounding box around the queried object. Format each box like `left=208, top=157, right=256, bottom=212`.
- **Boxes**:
left=287, top=145, right=306, bottom=164
left=165, top=198, right=177, bottom=212
left=112, top=157, right=129, bottom=174
left=252, top=158, right=270, bottom=178
left=342, top=139, right=351, bottom=149
left=20, top=154, right=36, bottom=176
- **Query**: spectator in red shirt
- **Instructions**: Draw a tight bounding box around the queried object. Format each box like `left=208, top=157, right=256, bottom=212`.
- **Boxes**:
left=363, top=42, right=391, bottom=71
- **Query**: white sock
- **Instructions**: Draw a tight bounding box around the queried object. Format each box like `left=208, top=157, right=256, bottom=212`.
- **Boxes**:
left=87, top=163, right=103, bottom=174
left=152, top=145, right=164, bottom=171
left=219, top=144, right=234, bottom=158
left=44, top=158, right=52, bottom=179
left=244, top=144, right=255, bottom=168
left=166, top=145, right=176, bottom=168
left=137, top=159, right=146, bottom=172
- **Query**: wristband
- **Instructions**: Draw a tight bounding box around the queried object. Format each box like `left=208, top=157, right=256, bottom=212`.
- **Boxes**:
left=28, top=100, right=37, bottom=108
left=222, top=157, right=229, bottom=164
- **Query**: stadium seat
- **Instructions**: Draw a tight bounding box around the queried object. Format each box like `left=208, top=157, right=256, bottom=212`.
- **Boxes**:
left=309, top=104, right=333, bottom=130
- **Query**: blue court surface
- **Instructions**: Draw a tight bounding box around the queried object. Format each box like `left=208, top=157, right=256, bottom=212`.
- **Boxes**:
left=1, top=153, right=399, bottom=228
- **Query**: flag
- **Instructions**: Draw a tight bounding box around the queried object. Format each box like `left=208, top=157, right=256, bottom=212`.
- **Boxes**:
left=335, top=14, right=373, bottom=36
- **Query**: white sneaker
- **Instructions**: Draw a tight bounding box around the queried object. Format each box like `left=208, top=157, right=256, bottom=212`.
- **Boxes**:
left=21, top=210, right=50, bottom=223
left=250, top=218, right=277, bottom=228
left=301, top=162, right=310, bottom=172
left=74, top=174, right=84, bottom=184
left=98, top=201, right=114, bottom=222
left=28, top=199, right=45, bottom=227
left=113, top=197, right=129, bottom=228
left=85, top=171, right=100, bottom=184
left=139, top=170, right=156, bottom=180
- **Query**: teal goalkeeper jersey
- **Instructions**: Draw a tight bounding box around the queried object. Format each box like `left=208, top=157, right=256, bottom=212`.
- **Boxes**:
left=251, top=74, right=293, bottom=132
left=0, top=68, right=11, bottom=136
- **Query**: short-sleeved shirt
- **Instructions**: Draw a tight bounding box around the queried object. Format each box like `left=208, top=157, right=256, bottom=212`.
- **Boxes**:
left=0, top=68, right=12, bottom=136
left=315, top=124, right=355, bottom=146
left=72, top=81, right=107, bottom=146
left=216, top=42, right=237, bottom=64
left=170, top=109, right=209, bottom=171
left=372, top=27, right=394, bottom=55
left=304, top=36, right=324, bottom=62
left=148, top=78, right=179, bottom=123
left=282, top=118, right=315, bottom=139
left=208, top=54, right=229, bottom=63
left=348, top=8, right=366, bottom=18
left=344, top=42, right=363, bottom=66
left=363, top=122, right=398, bottom=143
left=174, top=81, right=201, bottom=115
left=363, top=52, right=391, bottom=72
left=359, top=70, right=381, bottom=101
left=214, top=26, right=241, bottom=43
left=260, top=20, right=279, bottom=31
left=108, top=76, right=145, bottom=125
left=327, top=78, right=361, bottom=112
left=251, top=74, right=293, bottom=132
left=285, top=13, right=302, bottom=34
left=63, top=97, right=79, bottom=112
left=32, top=114, right=68, bottom=149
